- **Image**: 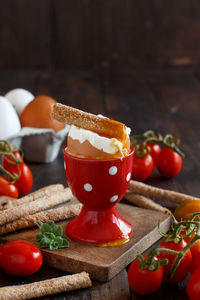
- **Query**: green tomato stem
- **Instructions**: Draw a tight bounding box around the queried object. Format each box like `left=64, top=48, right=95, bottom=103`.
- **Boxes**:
left=0, top=164, right=20, bottom=183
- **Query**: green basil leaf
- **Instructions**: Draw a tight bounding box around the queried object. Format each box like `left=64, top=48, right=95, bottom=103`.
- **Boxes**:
left=54, top=236, right=63, bottom=244
left=52, top=225, right=62, bottom=236
left=61, top=238, right=69, bottom=248
left=44, top=232, right=55, bottom=240
left=35, top=220, right=69, bottom=251
left=40, top=237, right=50, bottom=248
left=36, top=233, right=43, bottom=242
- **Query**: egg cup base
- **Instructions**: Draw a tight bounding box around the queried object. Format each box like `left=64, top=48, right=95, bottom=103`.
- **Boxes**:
left=66, top=205, right=133, bottom=245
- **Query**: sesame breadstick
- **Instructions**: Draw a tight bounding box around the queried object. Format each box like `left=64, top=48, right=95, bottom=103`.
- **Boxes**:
left=129, top=180, right=200, bottom=204
left=0, top=196, right=14, bottom=210
left=0, top=272, right=92, bottom=300
left=0, top=184, right=65, bottom=210
left=124, top=192, right=172, bottom=216
left=0, top=188, right=72, bottom=226
left=0, top=203, right=82, bottom=235
left=52, top=103, right=127, bottom=143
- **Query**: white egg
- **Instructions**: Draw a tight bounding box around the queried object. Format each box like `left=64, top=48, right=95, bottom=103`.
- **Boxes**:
left=0, top=96, right=21, bottom=139
left=5, top=88, right=34, bottom=116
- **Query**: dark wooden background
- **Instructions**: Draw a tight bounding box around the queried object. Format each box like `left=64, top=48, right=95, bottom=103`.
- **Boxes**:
left=0, top=1, right=200, bottom=299
left=0, top=0, right=200, bottom=70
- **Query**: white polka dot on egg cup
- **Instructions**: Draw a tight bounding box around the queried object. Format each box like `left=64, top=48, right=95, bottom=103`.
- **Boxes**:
left=63, top=146, right=134, bottom=245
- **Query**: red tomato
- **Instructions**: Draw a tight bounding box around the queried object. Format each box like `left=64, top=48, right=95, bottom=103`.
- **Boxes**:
left=0, top=240, right=43, bottom=276
left=128, top=255, right=163, bottom=295
left=190, top=241, right=200, bottom=259
left=186, top=265, right=200, bottom=300
left=146, top=142, right=161, bottom=165
left=0, top=176, right=18, bottom=198
left=132, top=153, right=154, bottom=181
left=3, top=151, right=33, bottom=196
left=183, top=232, right=200, bottom=260
left=159, top=239, right=192, bottom=283
left=192, top=253, right=200, bottom=272
left=156, top=147, right=182, bottom=178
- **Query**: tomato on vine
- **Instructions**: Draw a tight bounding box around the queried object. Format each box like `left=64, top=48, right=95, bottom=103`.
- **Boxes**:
left=182, top=231, right=200, bottom=260
left=132, top=153, right=154, bottom=181
left=157, top=147, right=182, bottom=178
left=128, top=254, right=164, bottom=295
left=159, top=239, right=192, bottom=283
left=192, top=253, right=200, bottom=272
left=3, top=151, right=33, bottom=196
left=131, top=130, right=184, bottom=179
left=0, top=176, right=18, bottom=198
left=132, top=144, right=154, bottom=181
left=146, top=142, right=161, bottom=165
left=187, top=266, right=200, bottom=300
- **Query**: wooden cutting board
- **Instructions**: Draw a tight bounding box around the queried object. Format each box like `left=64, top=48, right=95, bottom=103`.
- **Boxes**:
left=2, top=203, right=171, bottom=282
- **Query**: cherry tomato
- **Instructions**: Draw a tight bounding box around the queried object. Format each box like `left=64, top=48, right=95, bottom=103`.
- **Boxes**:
left=174, top=200, right=200, bottom=221
left=132, top=153, right=154, bottom=181
left=128, top=255, right=163, bottom=295
left=182, top=232, right=200, bottom=260
left=159, top=239, right=192, bottom=283
left=146, top=142, right=161, bottom=165
left=156, top=147, right=182, bottom=178
left=186, top=265, right=200, bottom=300
left=0, top=240, right=43, bottom=276
left=0, top=176, right=18, bottom=198
left=191, top=253, right=200, bottom=272
left=191, top=241, right=200, bottom=259
left=3, top=151, right=33, bottom=196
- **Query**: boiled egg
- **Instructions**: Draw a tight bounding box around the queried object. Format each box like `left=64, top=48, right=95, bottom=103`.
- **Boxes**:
left=67, top=125, right=131, bottom=159
left=0, top=96, right=21, bottom=139
left=5, top=88, right=34, bottom=116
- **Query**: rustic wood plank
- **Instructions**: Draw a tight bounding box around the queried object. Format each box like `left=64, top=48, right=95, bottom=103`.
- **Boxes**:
left=0, top=0, right=51, bottom=69
left=0, top=70, right=39, bottom=95
left=35, top=71, right=105, bottom=114
left=146, top=70, right=200, bottom=199
left=53, top=0, right=93, bottom=69
left=0, top=1, right=200, bottom=69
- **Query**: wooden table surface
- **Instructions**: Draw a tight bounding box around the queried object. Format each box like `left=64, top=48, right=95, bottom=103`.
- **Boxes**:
left=0, top=68, right=199, bottom=299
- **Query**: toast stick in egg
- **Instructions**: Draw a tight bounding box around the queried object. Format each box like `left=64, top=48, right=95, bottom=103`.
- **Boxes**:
left=52, top=103, right=127, bottom=143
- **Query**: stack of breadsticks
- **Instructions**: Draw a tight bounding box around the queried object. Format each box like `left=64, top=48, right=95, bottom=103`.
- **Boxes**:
left=0, top=184, right=82, bottom=235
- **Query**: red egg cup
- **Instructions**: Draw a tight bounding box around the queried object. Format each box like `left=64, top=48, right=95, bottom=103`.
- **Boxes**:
left=63, top=147, right=134, bottom=245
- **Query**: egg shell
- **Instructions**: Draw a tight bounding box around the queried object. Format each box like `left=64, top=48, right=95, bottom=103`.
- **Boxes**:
left=5, top=88, right=34, bottom=116
left=20, top=95, right=65, bottom=132
left=0, top=96, right=21, bottom=139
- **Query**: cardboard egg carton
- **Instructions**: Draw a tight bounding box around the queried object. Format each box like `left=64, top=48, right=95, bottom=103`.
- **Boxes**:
left=9, top=126, right=70, bottom=163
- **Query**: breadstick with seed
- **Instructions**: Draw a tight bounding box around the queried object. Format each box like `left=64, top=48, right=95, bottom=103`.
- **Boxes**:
left=52, top=103, right=127, bottom=143
left=124, top=192, right=172, bottom=216
left=0, top=272, right=92, bottom=300
left=0, top=196, right=14, bottom=210
left=0, top=188, right=72, bottom=226
left=129, top=180, right=200, bottom=203
left=0, top=184, right=65, bottom=210
left=0, top=203, right=82, bottom=235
